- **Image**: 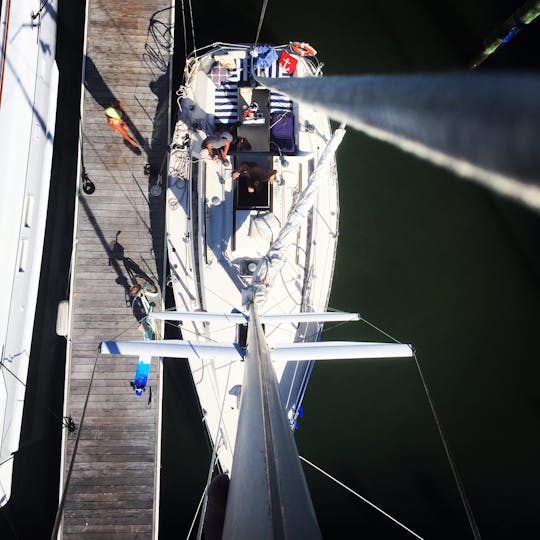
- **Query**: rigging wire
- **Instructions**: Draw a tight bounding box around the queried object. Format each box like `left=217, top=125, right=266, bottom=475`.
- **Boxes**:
left=411, top=350, right=482, bottom=540
left=0, top=359, right=26, bottom=387
left=254, top=0, right=270, bottom=47
left=49, top=319, right=149, bottom=539
left=0, top=455, right=15, bottom=468
left=360, top=316, right=482, bottom=540
left=180, top=0, right=188, bottom=60
left=300, top=455, right=424, bottom=539
left=322, top=320, right=353, bottom=336
left=50, top=350, right=100, bottom=540
left=361, top=316, right=401, bottom=343
left=185, top=486, right=207, bottom=540
left=203, top=283, right=241, bottom=312
left=187, top=0, right=197, bottom=57
left=31, top=0, right=51, bottom=21
left=163, top=319, right=237, bottom=343
left=195, top=359, right=234, bottom=540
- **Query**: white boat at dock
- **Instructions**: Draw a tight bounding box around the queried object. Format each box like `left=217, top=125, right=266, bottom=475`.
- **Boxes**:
left=163, top=42, right=343, bottom=473
left=0, top=0, right=58, bottom=507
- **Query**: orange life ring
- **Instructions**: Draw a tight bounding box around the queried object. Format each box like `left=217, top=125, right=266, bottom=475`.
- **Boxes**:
left=290, top=42, right=317, bottom=57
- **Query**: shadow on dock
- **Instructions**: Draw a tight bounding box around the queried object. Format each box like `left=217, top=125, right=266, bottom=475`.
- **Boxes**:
left=78, top=196, right=160, bottom=323
left=81, top=8, right=173, bottom=286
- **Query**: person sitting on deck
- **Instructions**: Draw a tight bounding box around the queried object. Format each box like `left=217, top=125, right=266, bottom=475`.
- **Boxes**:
left=201, top=130, right=233, bottom=165
left=232, top=162, right=277, bottom=193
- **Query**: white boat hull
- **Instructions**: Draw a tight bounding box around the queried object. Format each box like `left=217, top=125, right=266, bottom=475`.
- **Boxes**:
left=166, top=44, right=339, bottom=472
left=0, top=0, right=58, bottom=506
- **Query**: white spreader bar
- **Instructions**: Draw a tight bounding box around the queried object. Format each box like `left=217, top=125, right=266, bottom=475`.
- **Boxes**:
left=100, top=340, right=412, bottom=361
left=100, top=340, right=244, bottom=361
left=270, top=341, right=413, bottom=361
left=148, top=311, right=360, bottom=324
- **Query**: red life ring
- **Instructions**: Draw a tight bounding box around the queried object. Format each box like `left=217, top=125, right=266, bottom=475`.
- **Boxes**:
left=290, top=42, right=317, bottom=57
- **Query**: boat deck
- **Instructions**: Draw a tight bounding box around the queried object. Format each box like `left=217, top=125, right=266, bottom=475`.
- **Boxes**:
left=165, top=44, right=340, bottom=473
left=60, top=1, right=172, bottom=537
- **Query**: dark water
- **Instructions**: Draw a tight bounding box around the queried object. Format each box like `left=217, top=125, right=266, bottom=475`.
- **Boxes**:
left=161, top=2, right=540, bottom=539
left=2, top=1, right=540, bottom=538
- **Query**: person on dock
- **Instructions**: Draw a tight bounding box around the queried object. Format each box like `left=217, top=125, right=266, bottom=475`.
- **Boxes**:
left=105, top=102, right=139, bottom=148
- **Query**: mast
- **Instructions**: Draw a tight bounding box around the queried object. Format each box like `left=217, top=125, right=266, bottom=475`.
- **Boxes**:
left=221, top=302, right=322, bottom=539
left=257, top=74, right=540, bottom=212
left=100, top=310, right=412, bottom=538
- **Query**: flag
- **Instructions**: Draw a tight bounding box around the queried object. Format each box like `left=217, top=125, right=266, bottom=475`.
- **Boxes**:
left=279, top=51, right=298, bottom=75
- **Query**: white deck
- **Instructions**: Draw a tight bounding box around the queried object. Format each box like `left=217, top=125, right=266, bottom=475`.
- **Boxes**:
left=0, top=0, right=58, bottom=506
left=166, top=44, right=339, bottom=472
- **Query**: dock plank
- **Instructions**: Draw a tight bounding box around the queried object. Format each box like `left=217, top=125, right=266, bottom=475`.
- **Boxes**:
left=61, top=0, right=172, bottom=538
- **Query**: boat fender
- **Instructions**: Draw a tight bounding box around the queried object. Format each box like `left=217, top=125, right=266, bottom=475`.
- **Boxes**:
left=56, top=300, right=69, bottom=337
left=290, top=42, right=317, bottom=57
left=203, top=473, right=230, bottom=540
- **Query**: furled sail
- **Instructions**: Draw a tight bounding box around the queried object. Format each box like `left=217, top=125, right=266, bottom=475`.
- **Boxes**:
left=246, top=125, right=346, bottom=303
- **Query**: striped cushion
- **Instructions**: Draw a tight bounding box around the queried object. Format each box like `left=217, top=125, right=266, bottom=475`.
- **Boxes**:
left=214, top=56, right=293, bottom=125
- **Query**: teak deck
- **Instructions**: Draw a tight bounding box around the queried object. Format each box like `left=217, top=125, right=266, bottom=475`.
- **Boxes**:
left=60, top=1, right=172, bottom=537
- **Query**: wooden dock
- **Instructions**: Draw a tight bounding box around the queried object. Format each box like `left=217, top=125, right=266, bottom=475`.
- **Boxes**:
left=60, top=1, right=173, bottom=537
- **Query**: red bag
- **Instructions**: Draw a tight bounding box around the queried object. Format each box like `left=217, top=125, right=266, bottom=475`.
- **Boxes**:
left=278, top=51, right=297, bottom=75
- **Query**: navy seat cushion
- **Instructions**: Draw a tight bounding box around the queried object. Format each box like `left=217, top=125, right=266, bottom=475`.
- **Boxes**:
left=270, top=111, right=295, bottom=154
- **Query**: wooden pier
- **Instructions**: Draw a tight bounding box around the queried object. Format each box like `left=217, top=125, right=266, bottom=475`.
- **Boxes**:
left=60, top=1, right=173, bottom=537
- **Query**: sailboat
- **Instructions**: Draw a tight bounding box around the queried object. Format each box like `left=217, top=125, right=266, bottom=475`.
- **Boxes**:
left=163, top=42, right=346, bottom=473
left=100, top=41, right=413, bottom=536
left=0, top=0, right=58, bottom=507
